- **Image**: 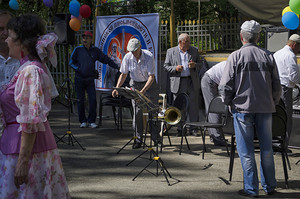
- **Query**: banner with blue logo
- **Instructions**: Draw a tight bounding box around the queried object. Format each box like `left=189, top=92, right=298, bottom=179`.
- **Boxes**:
left=95, top=13, right=159, bottom=90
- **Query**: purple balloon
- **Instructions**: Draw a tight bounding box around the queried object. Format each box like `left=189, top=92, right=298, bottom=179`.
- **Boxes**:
left=43, top=0, right=53, bottom=8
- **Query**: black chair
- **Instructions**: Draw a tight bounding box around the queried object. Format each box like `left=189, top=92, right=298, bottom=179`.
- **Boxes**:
left=228, top=104, right=291, bottom=188
left=98, top=72, right=133, bottom=129
left=182, top=96, right=229, bottom=158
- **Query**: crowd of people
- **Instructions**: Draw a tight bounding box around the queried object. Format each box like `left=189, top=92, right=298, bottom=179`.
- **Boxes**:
left=0, top=8, right=299, bottom=198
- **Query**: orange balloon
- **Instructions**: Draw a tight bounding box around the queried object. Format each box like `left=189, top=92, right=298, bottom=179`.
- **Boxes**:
left=69, top=18, right=81, bottom=31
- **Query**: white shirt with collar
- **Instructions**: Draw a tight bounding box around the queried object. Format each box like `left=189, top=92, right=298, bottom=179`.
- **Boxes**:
left=179, top=46, right=190, bottom=77
left=274, top=45, right=300, bottom=88
left=0, top=55, right=20, bottom=89
left=206, top=61, right=226, bottom=85
left=120, top=49, right=155, bottom=82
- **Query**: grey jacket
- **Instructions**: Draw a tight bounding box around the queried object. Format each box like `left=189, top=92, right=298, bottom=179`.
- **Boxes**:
left=219, top=43, right=282, bottom=113
left=163, top=46, right=202, bottom=93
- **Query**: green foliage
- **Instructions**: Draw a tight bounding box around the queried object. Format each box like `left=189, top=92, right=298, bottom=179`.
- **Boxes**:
left=98, top=0, right=238, bottom=22
left=201, top=0, right=239, bottom=22
left=0, top=0, right=239, bottom=25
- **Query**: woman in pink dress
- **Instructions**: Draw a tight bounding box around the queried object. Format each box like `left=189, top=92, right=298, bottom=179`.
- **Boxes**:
left=0, top=14, right=71, bottom=198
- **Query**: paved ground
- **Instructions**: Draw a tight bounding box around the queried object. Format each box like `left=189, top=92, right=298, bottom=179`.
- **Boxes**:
left=49, top=103, right=300, bottom=199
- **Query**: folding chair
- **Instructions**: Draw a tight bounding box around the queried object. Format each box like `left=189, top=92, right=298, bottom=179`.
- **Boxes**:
left=182, top=96, right=229, bottom=158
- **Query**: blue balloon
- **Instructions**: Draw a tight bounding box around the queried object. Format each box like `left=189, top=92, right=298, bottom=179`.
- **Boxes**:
left=69, top=3, right=80, bottom=17
left=69, top=0, right=80, bottom=8
left=282, top=12, right=299, bottom=30
left=9, top=0, right=19, bottom=11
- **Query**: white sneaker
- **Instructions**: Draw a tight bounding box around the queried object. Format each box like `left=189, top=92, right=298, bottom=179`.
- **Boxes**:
left=89, top=123, right=98, bottom=128
left=80, top=122, right=87, bottom=128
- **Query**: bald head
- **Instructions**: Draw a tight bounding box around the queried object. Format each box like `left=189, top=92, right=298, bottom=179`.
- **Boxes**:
left=178, top=33, right=190, bottom=52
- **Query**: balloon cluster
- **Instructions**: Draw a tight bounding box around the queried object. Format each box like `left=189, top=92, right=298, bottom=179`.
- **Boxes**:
left=9, top=0, right=19, bottom=10
left=282, top=0, right=300, bottom=30
left=68, top=0, right=92, bottom=32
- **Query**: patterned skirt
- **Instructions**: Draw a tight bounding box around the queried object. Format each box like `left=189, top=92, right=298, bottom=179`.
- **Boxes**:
left=0, top=149, right=71, bottom=199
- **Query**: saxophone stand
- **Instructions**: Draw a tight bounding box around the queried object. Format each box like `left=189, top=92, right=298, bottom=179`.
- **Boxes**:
left=130, top=110, right=173, bottom=186
left=55, top=44, right=85, bottom=151
left=119, top=90, right=173, bottom=185
left=116, top=87, right=147, bottom=154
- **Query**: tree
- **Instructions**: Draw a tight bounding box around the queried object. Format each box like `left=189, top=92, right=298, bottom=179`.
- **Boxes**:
left=0, top=0, right=238, bottom=23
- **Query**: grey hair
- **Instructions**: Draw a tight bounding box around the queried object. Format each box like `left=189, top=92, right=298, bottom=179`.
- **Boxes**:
left=0, top=10, right=14, bottom=18
left=178, top=33, right=189, bottom=43
left=240, top=30, right=259, bottom=44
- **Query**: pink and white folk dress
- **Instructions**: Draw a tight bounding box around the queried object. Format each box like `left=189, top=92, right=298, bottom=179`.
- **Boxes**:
left=0, top=57, right=71, bottom=199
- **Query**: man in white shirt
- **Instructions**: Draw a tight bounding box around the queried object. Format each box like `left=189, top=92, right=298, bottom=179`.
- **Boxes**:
left=0, top=10, right=19, bottom=90
left=273, top=34, right=300, bottom=147
left=201, top=61, right=227, bottom=146
left=112, top=38, right=159, bottom=149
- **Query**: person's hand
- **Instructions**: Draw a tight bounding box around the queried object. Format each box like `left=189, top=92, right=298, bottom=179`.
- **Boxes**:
left=176, top=65, right=183, bottom=72
left=140, top=89, right=146, bottom=95
left=14, top=158, right=29, bottom=188
left=112, top=89, right=118, bottom=98
left=188, top=60, right=195, bottom=68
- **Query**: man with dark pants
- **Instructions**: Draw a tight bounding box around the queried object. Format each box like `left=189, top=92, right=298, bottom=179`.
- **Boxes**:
left=201, top=61, right=227, bottom=146
left=112, top=38, right=159, bottom=149
left=163, top=33, right=202, bottom=136
left=274, top=34, right=300, bottom=149
left=219, top=20, right=281, bottom=197
left=70, top=31, right=118, bottom=128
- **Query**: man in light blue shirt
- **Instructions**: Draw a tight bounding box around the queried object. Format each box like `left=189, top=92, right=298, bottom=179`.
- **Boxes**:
left=0, top=10, right=19, bottom=90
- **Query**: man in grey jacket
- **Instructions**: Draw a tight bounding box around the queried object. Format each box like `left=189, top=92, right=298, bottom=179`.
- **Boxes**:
left=163, top=33, right=202, bottom=136
left=219, top=20, right=282, bottom=197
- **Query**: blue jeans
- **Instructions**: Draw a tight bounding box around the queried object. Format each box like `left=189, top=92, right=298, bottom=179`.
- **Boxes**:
left=75, top=76, right=97, bottom=123
left=232, top=111, right=276, bottom=195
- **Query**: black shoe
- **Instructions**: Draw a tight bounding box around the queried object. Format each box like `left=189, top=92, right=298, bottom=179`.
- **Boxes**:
left=176, top=129, right=182, bottom=137
left=212, top=136, right=229, bottom=146
left=238, top=190, right=258, bottom=198
left=189, top=130, right=200, bottom=137
left=214, top=141, right=230, bottom=147
left=132, top=142, right=142, bottom=149
left=264, top=190, right=276, bottom=196
left=153, top=141, right=162, bottom=147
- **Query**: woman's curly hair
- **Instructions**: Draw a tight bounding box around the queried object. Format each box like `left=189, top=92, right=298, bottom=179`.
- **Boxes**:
left=7, top=14, right=46, bottom=61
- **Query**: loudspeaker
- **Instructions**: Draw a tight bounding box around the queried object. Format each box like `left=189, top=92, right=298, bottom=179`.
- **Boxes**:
left=54, top=14, right=75, bottom=45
